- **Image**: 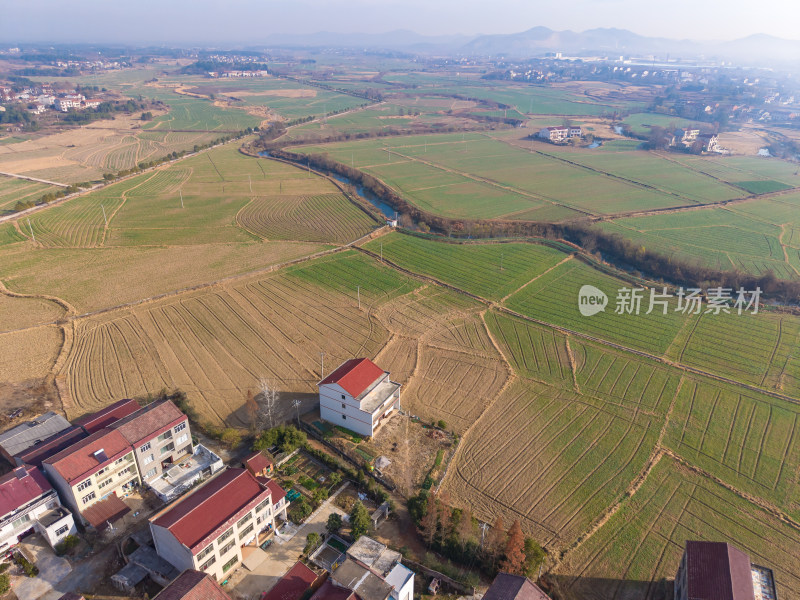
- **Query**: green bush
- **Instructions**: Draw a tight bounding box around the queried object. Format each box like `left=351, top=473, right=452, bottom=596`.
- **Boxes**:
left=14, top=552, right=38, bottom=577
left=288, top=498, right=312, bottom=523
left=55, top=534, right=80, bottom=556
left=326, top=512, right=343, bottom=534
left=437, top=420, right=447, bottom=429
left=304, top=532, right=321, bottom=554
left=0, top=573, right=8, bottom=594
left=0, top=563, right=8, bottom=573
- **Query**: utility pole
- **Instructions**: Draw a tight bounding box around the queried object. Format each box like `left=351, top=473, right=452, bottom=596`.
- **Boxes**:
left=320, top=351, right=326, bottom=378
left=500, top=252, right=504, bottom=271
left=101, top=205, right=107, bottom=226
left=292, top=398, right=301, bottom=423
left=180, top=189, right=184, bottom=208
left=357, top=286, right=361, bottom=310
left=249, top=174, right=252, bottom=193
left=479, top=522, right=489, bottom=549
left=27, top=218, right=35, bottom=243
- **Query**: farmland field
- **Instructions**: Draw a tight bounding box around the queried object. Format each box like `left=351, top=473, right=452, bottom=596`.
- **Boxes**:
left=362, top=233, right=569, bottom=301
left=554, top=456, right=800, bottom=600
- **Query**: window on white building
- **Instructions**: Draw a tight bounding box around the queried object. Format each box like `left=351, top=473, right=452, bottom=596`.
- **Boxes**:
left=76, top=479, right=92, bottom=492
left=174, top=422, right=187, bottom=433
left=140, top=442, right=151, bottom=453
left=342, top=415, right=346, bottom=420
left=82, top=491, right=96, bottom=505
left=176, top=433, right=189, bottom=446
left=145, top=467, right=157, bottom=479
left=55, top=525, right=69, bottom=537
left=98, top=477, right=113, bottom=489
left=143, top=454, right=154, bottom=465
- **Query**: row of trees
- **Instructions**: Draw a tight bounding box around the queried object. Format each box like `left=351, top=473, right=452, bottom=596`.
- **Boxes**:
left=408, top=490, right=546, bottom=579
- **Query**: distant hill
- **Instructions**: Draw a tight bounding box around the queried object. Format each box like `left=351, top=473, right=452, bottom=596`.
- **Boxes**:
left=460, top=27, right=800, bottom=64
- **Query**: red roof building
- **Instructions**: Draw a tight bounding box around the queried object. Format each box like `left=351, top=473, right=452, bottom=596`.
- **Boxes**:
left=309, top=578, right=359, bottom=600
left=0, top=465, right=77, bottom=551
left=319, top=358, right=386, bottom=399
left=318, top=358, right=400, bottom=438
left=73, top=399, right=141, bottom=434
left=262, top=561, right=319, bottom=600
left=150, top=468, right=281, bottom=581
left=243, top=451, right=273, bottom=478
left=42, top=428, right=139, bottom=525
left=153, top=569, right=232, bottom=600
left=109, top=399, right=192, bottom=484
left=483, top=573, right=550, bottom=600
left=674, top=541, right=777, bottom=600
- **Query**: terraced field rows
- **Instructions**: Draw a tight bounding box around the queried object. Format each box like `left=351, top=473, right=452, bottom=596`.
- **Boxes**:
left=556, top=457, right=800, bottom=600
left=237, top=193, right=378, bottom=243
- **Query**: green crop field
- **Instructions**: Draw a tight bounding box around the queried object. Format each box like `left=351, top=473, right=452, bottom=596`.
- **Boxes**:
left=0, top=177, right=60, bottom=214
left=362, top=233, right=568, bottom=300
left=144, top=96, right=262, bottom=131
left=556, top=456, right=800, bottom=600
left=622, top=112, right=705, bottom=135
left=238, top=193, right=378, bottom=243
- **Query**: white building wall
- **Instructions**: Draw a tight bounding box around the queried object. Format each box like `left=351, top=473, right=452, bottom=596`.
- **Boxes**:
left=150, top=522, right=194, bottom=573
left=319, top=384, right=375, bottom=436
left=35, top=511, right=77, bottom=548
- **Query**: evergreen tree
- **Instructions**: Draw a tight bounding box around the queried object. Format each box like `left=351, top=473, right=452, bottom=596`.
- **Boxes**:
left=350, top=500, right=371, bottom=540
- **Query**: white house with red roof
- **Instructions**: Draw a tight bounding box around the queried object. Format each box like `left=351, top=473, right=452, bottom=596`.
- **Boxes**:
left=318, top=358, right=401, bottom=437
left=149, top=468, right=286, bottom=582
left=0, top=465, right=76, bottom=551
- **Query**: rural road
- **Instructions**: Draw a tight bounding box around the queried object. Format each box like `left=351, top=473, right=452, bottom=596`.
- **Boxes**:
left=0, top=170, right=69, bottom=187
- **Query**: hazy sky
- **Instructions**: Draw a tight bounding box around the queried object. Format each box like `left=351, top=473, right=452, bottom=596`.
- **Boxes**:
left=2, top=0, right=800, bottom=45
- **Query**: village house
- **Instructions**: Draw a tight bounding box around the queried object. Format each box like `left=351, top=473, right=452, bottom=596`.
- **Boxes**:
left=152, top=568, right=233, bottom=600
left=537, top=125, right=581, bottom=142
left=14, top=426, right=88, bottom=469
left=324, top=536, right=414, bottom=600
left=107, top=398, right=192, bottom=485
left=698, top=133, right=722, bottom=153
left=263, top=561, right=319, bottom=600
left=0, top=411, right=72, bottom=464
left=318, top=358, right=401, bottom=438
left=0, top=465, right=76, bottom=551
left=42, top=428, right=140, bottom=528
left=149, top=468, right=287, bottom=581
left=674, top=540, right=777, bottom=600
left=483, top=572, right=550, bottom=600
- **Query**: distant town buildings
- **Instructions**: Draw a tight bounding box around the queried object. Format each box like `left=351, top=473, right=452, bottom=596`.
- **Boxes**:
left=318, top=358, right=401, bottom=437
left=674, top=541, right=777, bottom=600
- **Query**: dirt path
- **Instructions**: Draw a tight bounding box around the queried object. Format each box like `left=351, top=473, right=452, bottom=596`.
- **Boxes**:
left=779, top=224, right=800, bottom=277
left=500, top=255, right=573, bottom=302
left=0, top=170, right=69, bottom=187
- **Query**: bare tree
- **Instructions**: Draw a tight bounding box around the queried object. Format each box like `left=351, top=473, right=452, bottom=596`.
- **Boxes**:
left=258, top=378, right=279, bottom=430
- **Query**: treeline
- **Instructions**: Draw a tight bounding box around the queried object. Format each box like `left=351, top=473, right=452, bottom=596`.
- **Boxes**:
left=60, top=99, right=149, bottom=125
left=11, top=127, right=257, bottom=214
left=407, top=489, right=546, bottom=583
left=270, top=149, right=800, bottom=302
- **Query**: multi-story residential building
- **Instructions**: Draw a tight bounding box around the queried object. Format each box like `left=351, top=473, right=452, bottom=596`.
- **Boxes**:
left=674, top=540, right=778, bottom=600
left=0, top=466, right=76, bottom=551
left=538, top=125, right=570, bottom=141
left=0, top=411, right=72, bottom=464
left=150, top=468, right=285, bottom=581
left=318, top=358, right=401, bottom=438
left=109, top=399, right=192, bottom=485
left=14, top=426, right=87, bottom=469
left=42, top=428, right=140, bottom=526
left=73, top=398, right=140, bottom=434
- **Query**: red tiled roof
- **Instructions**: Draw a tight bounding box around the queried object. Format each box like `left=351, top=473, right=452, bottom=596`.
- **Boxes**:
left=44, top=428, right=131, bottom=484
left=109, top=399, right=186, bottom=446
left=263, top=561, right=318, bottom=600
left=151, top=468, right=269, bottom=552
left=153, top=569, right=231, bottom=600
left=685, top=541, right=755, bottom=600
left=15, top=426, right=88, bottom=468
left=81, top=494, right=130, bottom=529
left=244, top=451, right=272, bottom=475
left=319, top=358, right=385, bottom=398
left=73, top=399, right=141, bottom=434
left=483, top=573, right=550, bottom=600
left=0, top=466, right=52, bottom=518
left=265, top=478, right=287, bottom=504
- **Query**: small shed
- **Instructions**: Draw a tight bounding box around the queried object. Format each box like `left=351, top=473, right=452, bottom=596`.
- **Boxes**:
left=371, top=501, right=390, bottom=529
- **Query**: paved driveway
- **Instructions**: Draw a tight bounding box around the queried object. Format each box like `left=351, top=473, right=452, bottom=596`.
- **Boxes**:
left=13, top=536, right=71, bottom=600
left=229, top=486, right=348, bottom=600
